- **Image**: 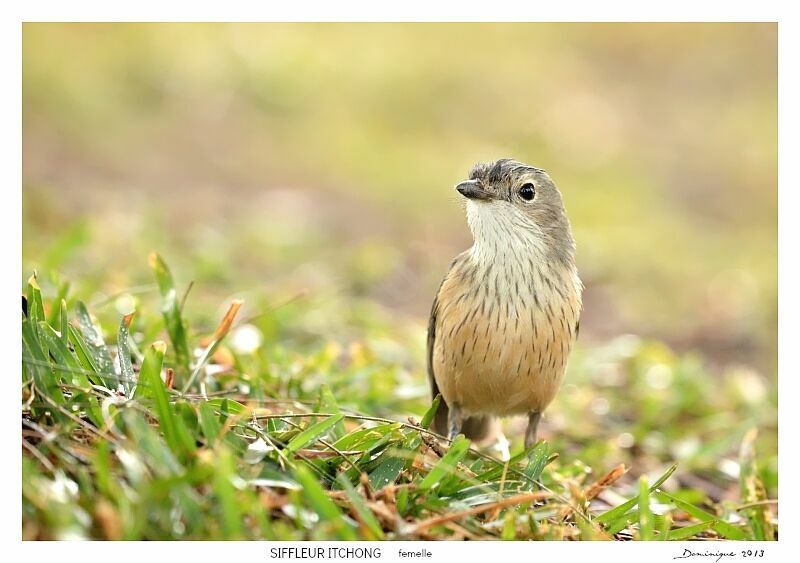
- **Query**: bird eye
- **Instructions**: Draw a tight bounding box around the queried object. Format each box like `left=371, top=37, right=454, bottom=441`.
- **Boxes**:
left=519, top=183, right=535, bottom=201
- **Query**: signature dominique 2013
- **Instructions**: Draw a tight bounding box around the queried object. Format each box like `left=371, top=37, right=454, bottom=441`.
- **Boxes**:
left=673, top=548, right=767, bottom=562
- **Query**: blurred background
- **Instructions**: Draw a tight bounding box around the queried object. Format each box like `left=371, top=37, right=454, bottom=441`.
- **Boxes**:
left=22, top=23, right=778, bottom=496
left=22, top=23, right=777, bottom=371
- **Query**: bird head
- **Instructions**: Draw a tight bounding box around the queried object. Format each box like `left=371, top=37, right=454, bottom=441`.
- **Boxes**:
left=455, top=159, right=576, bottom=264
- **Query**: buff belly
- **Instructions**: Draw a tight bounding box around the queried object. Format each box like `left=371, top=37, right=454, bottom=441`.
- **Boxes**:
left=431, top=259, right=580, bottom=418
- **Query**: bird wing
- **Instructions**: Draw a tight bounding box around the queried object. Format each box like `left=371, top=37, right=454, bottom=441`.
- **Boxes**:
left=426, top=251, right=498, bottom=442
left=427, top=253, right=462, bottom=400
left=426, top=252, right=466, bottom=434
left=427, top=258, right=458, bottom=434
left=426, top=285, right=442, bottom=401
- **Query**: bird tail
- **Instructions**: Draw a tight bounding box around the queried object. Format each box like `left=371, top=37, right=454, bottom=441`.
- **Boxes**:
left=431, top=399, right=494, bottom=443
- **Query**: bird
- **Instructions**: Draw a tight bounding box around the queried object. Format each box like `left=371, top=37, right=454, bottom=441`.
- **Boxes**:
left=427, top=159, right=582, bottom=450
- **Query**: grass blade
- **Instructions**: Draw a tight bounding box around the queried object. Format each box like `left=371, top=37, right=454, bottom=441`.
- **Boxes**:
left=67, top=324, right=108, bottom=387
left=148, top=252, right=191, bottom=378
left=419, top=434, right=470, bottom=491
left=212, top=447, right=244, bottom=539
left=286, top=413, right=345, bottom=454
left=122, top=409, right=183, bottom=478
left=181, top=299, right=243, bottom=392
left=46, top=279, right=70, bottom=326
left=607, top=508, right=639, bottom=536
left=116, top=312, right=136, bottom=395
left=138, top=341, right=195, bottom=459
left=638, top=476, right=654, bottom=540
left=739, top=427, right=774, bottom=540
left=657, top=513, right=672, bottom=540
left=656, top=489, right=747, bottom=540
left=523, top=441, right=552, bottom=483
left=667, top=519, right=718, bottom=540
left=38, top=322, right=103, bottom=426
left=75, top=301, right=115, bottom=380
left=596, top=463, right=677, bottom=525
left=336, top=473, right=385, bottom=539
left=26, top=274, right=45, bottom=326
left=58, top=299, right=69, bottom=348
left=294, top=464, right=357, bottom=540
left=198, top=401, right=224, bottom=447
left=205, top=397, right=251, bottom=417
left=368, top=454, right=405, bottom=490
left=420, top=395, right=442, bottom=429
left=133, top=341, right=166, bottom=400
left=316, top=385, right=346, bottom=440
left=22, top=317, right=66, bottom=405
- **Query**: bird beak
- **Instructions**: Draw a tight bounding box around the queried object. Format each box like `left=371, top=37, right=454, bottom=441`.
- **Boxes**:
left=455, top=180, right=493, bottom=201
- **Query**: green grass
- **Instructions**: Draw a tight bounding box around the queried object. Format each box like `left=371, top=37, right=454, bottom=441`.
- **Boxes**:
left=21, top=256, right=777, bottom=540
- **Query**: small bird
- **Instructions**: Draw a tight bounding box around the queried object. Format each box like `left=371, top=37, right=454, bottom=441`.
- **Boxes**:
left=427, top=159, right=582, bottom=449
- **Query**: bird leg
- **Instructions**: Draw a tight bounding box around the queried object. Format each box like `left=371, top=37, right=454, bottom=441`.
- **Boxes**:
left=447, top=402, right=463, bottom=441
left=525, top=411, right=541, bottom=450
